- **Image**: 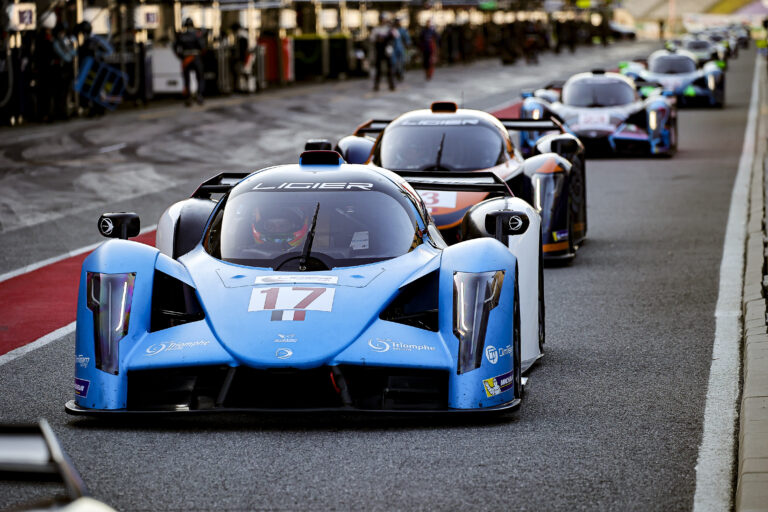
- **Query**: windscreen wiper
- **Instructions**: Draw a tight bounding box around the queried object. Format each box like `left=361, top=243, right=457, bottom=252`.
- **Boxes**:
left=435, top=132, right=446, bottom=169
left=299, top=202, right=320, bottom=272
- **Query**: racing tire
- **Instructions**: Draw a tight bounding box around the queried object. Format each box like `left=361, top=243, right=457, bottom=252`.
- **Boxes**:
left=715, top=82, right=725, bottom=109
left=538, top=237, right=545, bottom=353
left=567, top=205, right=575, bottom=260
left=570, top=159, right=586, bottom=244
left=660, top=116, right=678, bottom=158
left=513, top=266, right=523, bottom=400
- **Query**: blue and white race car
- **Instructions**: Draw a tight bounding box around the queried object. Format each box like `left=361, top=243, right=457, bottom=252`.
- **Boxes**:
left=520, top=70, right=677, bottom=157
left=65, top=151, right=539, bottom=415
left=621, top=49, right=725, bottom=108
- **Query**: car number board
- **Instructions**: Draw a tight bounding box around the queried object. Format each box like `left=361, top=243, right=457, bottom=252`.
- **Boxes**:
left=419, top=190, right=457, bottom=213
left=248, top=286, right=335, bottom=321
left=577, top=112, right=611, bottom=127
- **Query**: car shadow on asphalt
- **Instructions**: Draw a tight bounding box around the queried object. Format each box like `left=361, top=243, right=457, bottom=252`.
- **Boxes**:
left=68, top=410, right=521, bottom=432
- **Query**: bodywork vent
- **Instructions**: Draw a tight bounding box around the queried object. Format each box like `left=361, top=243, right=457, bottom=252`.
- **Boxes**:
left=150, top=271, right=205, bottom=332
left=380, top=270, right=439, bottom=331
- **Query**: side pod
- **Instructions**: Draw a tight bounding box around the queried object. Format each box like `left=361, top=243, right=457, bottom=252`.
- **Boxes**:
left=522, top=154, right=576, bottom=261
left=335, top=136, right=375, bottom=164
left=74, top=240, right=160, bottom=410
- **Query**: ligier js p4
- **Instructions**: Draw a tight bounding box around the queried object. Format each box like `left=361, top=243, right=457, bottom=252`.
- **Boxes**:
left=65, top=151, right=541, bottom=416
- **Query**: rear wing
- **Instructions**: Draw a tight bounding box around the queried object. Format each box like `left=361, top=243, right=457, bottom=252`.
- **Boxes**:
left=397, top=171, right=512, bottom=196
left=192, top=172, right=252, bottom=199
left=543, top=79, right=566, bottom=90
left=353, top=119, right=392, bottom=137
left=498, top=118, right=565, bottom=133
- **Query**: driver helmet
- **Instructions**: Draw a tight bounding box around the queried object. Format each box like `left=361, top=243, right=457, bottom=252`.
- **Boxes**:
left=251, top=207, right=309, bottom=247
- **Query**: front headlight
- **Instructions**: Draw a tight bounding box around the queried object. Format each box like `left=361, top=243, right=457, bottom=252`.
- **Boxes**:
left=453, top=271, right=504, bottom=374
left=86, top=272, right=136, bottom=375
left=648, top=110, right=658, bottom=131
left=532, top=108, right=542, bottom=120
left=707, top=74, right=715, bottom=90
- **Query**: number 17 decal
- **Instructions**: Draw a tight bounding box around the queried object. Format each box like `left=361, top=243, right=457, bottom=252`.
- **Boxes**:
left=248, top=287, right=335, bottom=321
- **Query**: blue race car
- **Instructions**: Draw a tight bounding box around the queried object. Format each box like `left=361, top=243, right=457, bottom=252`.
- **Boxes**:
left=65, top=151, right=533, bottom=415
left=520, top=70, right=677, bottom=157
left=620, top=49, right=725, bottom=108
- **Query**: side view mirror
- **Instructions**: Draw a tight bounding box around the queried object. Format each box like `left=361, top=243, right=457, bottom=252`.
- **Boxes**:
left=98, top=212, right=140, bottom=239
left=662, top=90, right=675, bottom=97
left=485, top=211, right=530, bottom=242
left=551, top=138, right=579, bottom=155
left=304, top=139, right=333, bottom=151
left=521, top=90, right=534, bottom=99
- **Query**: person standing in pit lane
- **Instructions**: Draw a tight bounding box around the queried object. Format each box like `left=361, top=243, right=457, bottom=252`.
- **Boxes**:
left=420, top=19, right=439, bottom=81
left=174, top=18, right=205, bottom=105
left=370, top=13, right=397, bottom=91
left=391, top=16, right=411, bottom=82
left=33, top=12, right=57, bottom=122
left=51, top=22, right=77, bottom=120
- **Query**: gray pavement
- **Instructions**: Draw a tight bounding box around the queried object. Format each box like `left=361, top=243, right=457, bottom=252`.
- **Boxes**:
left=0, top=43, right=760, bottom=511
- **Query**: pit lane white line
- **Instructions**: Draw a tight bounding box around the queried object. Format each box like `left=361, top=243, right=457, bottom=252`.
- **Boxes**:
left=0, top=224, right=158, bottom=367
left=0, top=224, right=157, bottom=285
left=0, top=322, right=75, bottom=368
left=692, top=54, right=761, bottom=511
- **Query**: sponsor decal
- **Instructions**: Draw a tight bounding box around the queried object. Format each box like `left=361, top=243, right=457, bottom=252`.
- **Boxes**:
left=253, top=275, right=338, bottom=285
left=99, top=217, right=114, bottom=236
left=367, top=338, right=436, bottom=353
left=400, top=119, right=479, bottom=126
left=74, top=378, right=90, bottom=398
left=76, top=354, right=90, bottom=368
left=483, top=370, right=515, bottom=397
left=274, top=334, right=297, bottom=343
left=485, top=344, right=513, bottom=364
left=553, top=229, right=569, bottom=242
left=252, top=182, right=373, bottom=191
left=276, top=348, right=293, bottom=359
left=350, top=231, right=369, bottom=250
left=145, top=340, right=210, bottom=356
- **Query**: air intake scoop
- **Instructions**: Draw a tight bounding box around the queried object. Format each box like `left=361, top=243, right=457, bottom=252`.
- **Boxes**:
left=430, top=101, right=458, bottom=113
left=299, top=150, right=344, bottom=166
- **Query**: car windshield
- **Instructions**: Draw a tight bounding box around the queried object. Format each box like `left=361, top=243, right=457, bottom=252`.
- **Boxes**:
left=562, top=79, right=636, bottom=107
left=375, top=123, right=505, bottom=171
left=686, top=40, right=710, bottom=50
left=649, top=55, right=696, bottom=74
left=205, top=189, right=421, bottom=269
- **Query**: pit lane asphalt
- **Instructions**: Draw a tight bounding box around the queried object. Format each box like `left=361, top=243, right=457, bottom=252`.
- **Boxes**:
left=0, top=43, right=754, bottom=510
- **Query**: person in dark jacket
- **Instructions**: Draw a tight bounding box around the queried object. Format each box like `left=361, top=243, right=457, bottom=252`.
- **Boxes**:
left=420, top=19, right=439, bottom=81
left=34, top=12, right=56, bottom=121
left=174, top=18, right=205, bottom=105
left=370, top=13, right=397, bottom=91
left=51, top=22, right=77, bottom=120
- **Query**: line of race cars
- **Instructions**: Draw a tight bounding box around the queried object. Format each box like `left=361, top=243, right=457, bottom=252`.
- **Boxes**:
left=64, top=28, right=745, bottom=417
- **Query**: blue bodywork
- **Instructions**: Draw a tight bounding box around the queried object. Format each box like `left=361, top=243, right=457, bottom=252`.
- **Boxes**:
left=520, top=72, right=676, bottom=157
left=68, top=164, right=523, bottom=414
left=620, top=51, right=725, bottom=108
